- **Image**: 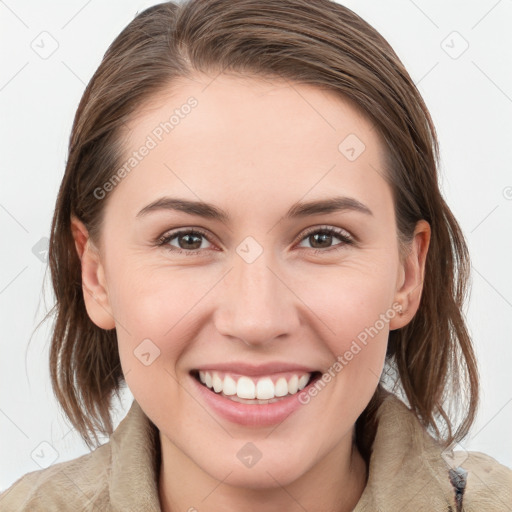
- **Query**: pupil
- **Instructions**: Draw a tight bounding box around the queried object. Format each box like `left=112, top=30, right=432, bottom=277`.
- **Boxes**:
left=312, top=233, right=331, bottom=248
left=181, top=234, right=201, bottom=249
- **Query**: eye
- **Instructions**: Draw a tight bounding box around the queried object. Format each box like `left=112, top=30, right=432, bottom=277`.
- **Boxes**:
left=295, top=225, right=354, bottom=252
left=157, top=228, right=214, bottom=255
left=156, top=225, right=354, bottom=255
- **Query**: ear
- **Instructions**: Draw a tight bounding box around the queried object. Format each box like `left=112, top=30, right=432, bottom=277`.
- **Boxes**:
left=71, top=215, right=116, bottom=330
left=389, top=220, right=431, bottom=330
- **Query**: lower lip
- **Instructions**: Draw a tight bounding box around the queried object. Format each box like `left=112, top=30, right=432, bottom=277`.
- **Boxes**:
left=190, top=373, right=316, bottom=427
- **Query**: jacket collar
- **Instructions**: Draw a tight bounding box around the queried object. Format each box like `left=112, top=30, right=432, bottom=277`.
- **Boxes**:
left=353, top=393, right=458, bottom=510
left=108, top=394, right=458, bottom=511
left=109, top=399, right=161, bottom=510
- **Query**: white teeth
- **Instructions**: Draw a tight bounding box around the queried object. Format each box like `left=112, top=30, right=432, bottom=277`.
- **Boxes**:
left=237, top=376, right=256, bottom=399
left=223, top=375, right=237, bottom=396
left=298, top=374, right=309, bottom=390
left=288, top=375, right=299, bottom=395
left=256, top=377, right=274, bottom=399
left=197, top=370, right=313, bottom=400
left=212, top=372, right=223, bottom=393
left=274, top=377, right=289, bottom=397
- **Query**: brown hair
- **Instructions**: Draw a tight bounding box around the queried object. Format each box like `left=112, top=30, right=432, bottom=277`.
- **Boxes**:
left=45, top=0, right=479, bottom=457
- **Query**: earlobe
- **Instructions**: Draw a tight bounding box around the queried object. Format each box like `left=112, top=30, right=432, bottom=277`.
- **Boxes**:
left=389, top=220, right=431, bottom=330
left=71, top=215, right=116, bottom=330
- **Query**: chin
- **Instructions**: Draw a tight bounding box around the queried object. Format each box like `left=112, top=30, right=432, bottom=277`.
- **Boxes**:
left=218, top=459, right=307, bottom=490
left=192, top=439, right=315, bottom=491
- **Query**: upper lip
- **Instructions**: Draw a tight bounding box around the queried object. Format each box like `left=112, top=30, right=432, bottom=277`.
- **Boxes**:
left=192, top=361, right=320, bottom=376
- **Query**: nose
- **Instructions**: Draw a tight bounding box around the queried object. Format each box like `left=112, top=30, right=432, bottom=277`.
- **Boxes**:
left=214, top=248, right=300, bottom=347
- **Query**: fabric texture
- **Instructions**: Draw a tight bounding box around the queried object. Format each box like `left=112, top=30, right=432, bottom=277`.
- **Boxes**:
left=1, top=393, right=511, bottom=511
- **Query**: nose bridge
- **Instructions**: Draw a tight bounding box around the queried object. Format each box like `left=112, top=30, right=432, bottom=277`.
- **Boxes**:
left=215, top=243, right=297, bottom=345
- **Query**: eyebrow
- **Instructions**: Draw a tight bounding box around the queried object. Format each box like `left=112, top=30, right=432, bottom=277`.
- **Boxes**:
left=136, top=195, right=373, bottom=222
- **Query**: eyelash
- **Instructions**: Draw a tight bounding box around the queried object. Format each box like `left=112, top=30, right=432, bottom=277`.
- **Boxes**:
left=156, top=225, right=354, bottom=256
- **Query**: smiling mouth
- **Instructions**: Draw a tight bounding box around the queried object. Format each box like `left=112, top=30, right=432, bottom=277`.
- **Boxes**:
left=191, top=369, right=322, bottom=404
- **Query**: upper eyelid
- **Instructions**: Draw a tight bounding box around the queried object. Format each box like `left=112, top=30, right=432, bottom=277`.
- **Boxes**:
left=299, top=225, right=352, bottom=239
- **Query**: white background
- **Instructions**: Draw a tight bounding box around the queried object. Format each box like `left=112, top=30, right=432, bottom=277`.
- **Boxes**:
left=1, top=0, right=511, bottom=491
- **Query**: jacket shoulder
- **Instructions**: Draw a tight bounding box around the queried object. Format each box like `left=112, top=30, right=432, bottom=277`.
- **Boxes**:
left=450, top=450, right=512, bottom=511
left=0, top=441, right=112, bottom=511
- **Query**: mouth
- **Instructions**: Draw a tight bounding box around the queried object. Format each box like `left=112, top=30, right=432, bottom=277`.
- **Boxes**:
left=190, top=369, right=323, bottom=405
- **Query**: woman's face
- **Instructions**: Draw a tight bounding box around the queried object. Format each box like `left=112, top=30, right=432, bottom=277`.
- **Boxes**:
left=77, top=73, right=428, bottom=489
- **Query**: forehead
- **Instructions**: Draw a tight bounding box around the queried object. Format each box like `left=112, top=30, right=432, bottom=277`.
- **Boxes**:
left=109, top=73, right=391, bottom=223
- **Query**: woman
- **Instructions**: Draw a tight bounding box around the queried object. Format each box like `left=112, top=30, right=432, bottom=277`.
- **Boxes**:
left=1, top=0, right=510, bottom=510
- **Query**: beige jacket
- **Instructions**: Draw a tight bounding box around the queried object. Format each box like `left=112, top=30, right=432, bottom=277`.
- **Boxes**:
left=1, top=394, right=511, bottom=511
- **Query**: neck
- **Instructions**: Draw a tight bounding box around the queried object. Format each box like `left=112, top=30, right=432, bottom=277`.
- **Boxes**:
left=158, top=430, right=368, bottom=512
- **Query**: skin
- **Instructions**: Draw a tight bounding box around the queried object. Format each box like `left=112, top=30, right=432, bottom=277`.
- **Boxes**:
left=71, top=73, right=430, bottom=512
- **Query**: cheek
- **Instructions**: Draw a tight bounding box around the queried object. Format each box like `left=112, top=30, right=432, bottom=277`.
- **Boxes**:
left=105, top=263, right=180, bottom=374
left=294, top=258, right=396, bottom=403
left=109, top=262, right=217, bottom=389
left=296, top=259, right=397, bottom=347
left=107, top=254, right=199, bottom=337
left=300, top=275, right=393, bottom=424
